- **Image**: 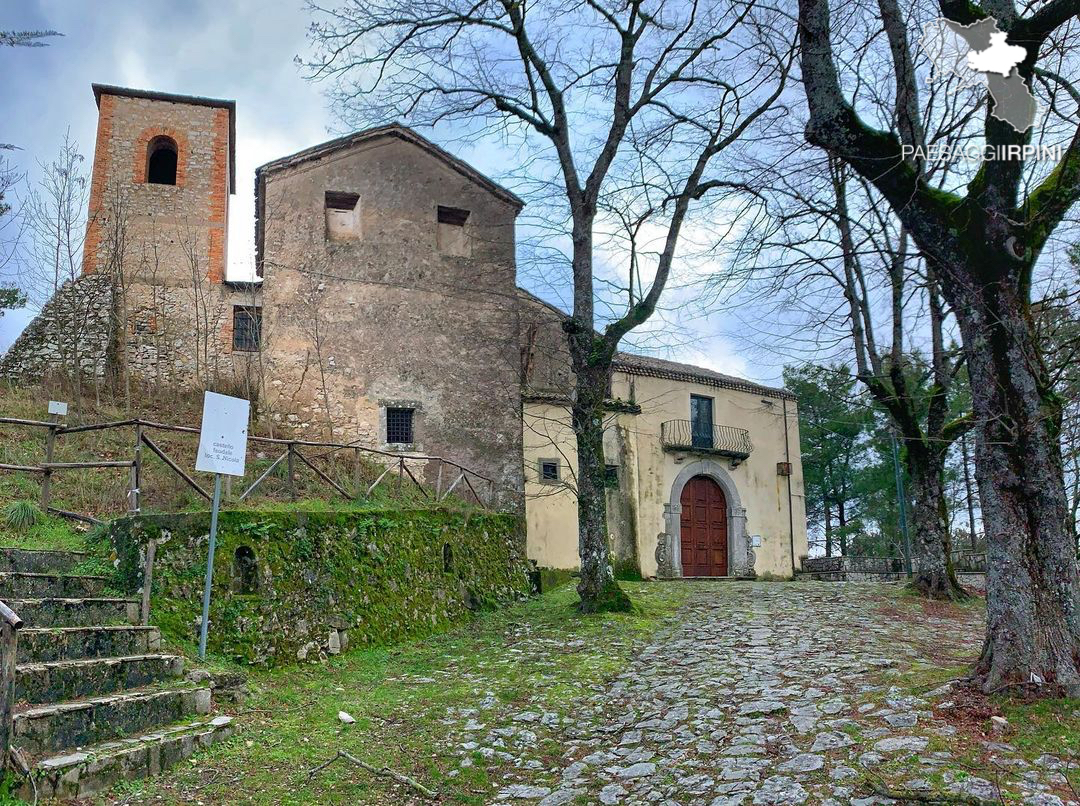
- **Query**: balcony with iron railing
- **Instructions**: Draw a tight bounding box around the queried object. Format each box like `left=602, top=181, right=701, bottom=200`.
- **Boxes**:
left=660, top=420, right=753, bottom=466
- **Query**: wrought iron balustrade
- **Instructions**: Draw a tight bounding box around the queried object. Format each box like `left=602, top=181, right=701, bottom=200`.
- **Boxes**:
left=660, top=420, right=753, bottom=464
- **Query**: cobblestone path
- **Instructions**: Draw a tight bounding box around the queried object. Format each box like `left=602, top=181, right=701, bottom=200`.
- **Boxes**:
left=462, top=582, right=1077, bottom=805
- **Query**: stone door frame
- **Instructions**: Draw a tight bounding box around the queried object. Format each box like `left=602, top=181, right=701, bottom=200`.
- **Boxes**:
left=660, top=460, right=753, bottom=577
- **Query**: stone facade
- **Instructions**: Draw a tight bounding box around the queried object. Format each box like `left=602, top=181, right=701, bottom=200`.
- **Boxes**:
left=254, top=127, right=526, bottom=504
left=3, top=86, right=261, bottom=392
left=0, top=274, right=114, bottom=381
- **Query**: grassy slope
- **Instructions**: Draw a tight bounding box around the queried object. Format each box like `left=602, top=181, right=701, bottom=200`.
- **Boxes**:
left=101, top=581, right=694, bottom=806
left=0, top=386, right=450, bottom=527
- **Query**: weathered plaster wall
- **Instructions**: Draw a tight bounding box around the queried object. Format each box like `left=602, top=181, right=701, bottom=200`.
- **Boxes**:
left=523, top=373, right=809, bottom=579
left=105, top=507, right=530, bottom=666
left=256, top=133, right=524, bottom=504
left=620, top=371, right=808, bottom=579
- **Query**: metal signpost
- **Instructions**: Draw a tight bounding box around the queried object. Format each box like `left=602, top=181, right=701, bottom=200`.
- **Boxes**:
left=195, top=391, right=250, bottom=660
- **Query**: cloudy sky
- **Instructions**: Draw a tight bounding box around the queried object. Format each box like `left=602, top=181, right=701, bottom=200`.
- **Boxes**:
left=0, top=0, right=786, bottom=385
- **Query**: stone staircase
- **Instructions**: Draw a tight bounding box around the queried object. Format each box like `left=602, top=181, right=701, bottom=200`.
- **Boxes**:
left=1, top=547, right=234, bottom=800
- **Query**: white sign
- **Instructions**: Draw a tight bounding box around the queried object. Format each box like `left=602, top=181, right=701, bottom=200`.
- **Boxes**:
left=195, top=392, right=250, bottom=477
left=48, top=401, right=68, bottom=416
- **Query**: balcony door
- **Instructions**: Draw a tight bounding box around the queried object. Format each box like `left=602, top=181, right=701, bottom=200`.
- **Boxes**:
left=690, top=394, right=713, bottom=449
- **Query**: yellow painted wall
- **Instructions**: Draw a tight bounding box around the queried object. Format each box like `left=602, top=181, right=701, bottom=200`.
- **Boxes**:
left=523, top=370, right=808, bottom=578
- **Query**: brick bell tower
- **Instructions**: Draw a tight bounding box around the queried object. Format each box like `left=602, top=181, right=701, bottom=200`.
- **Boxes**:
left=82, top=84, right=235, bottom=285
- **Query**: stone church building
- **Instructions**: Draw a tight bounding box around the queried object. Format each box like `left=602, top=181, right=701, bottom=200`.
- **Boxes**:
left=1, top=85, right=808, bottom=579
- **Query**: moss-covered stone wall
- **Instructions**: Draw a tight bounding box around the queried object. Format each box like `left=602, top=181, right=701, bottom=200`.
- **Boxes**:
left=104, top=508, right=530, bottom=666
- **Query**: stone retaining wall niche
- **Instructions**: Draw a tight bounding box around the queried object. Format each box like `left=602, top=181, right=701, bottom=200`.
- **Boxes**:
left=102, top=507, right=530, bottom=666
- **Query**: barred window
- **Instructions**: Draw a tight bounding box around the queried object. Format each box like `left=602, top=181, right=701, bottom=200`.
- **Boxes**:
left=539, top=458, right=560, bottom=484
left=386, top=407, right=414, bottom=444
left=232, top=306, right=261, bottom=351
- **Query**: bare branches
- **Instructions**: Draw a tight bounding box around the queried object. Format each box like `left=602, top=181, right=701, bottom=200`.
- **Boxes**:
left=305, top=749, right=438, bottom=800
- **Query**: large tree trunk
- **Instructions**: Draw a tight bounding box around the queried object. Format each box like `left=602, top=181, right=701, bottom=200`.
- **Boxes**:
left=956, top=284, right=1080, bottom=692
left=570, top=361, right=630, bottom=613
left=906, top=444, right=967, bottom=600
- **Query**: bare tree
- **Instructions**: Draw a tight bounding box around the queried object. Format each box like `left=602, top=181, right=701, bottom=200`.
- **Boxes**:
left=19, top=133, right=97, bottom=398
left=0, top=30, right=61, bottom=48
left=306, top=0, right=794, bottom=610
left=798, top=0, right=1080, bottom=690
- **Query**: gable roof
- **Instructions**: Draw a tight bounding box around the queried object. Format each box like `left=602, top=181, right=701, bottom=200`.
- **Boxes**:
left=612, top=352, right=794, bottom=401
left=516, top=288, right=793, bottom=401
left=255, top=124, right=524, bottom=210
left=92, top=84, right=236, bottom=193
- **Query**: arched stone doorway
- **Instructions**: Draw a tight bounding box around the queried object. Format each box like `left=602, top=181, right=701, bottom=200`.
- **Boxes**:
left=658, top=459, right=754, bottom=577
left=680, top=475, right=729, bottom=576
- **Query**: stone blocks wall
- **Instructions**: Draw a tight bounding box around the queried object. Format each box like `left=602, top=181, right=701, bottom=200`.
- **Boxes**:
left=257, top=131, right=525, bottom=506
left=103, top=507, right=531, bottom=666
left=0, top=274, right=115, bottom=381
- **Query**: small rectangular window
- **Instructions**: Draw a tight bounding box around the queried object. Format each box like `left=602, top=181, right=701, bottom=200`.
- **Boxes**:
left=437, top=205, right=471, bottom=256
left=232, top=306, right=261, bottom=351
left=604, top=464, right=619, bottom=489
left=325, top=191, right=361, bottom=241
left=326, top=191, right=360, bottom=210
left=539, top=459, right=560, bottom=484
left=437, top=205, right=469, bottom=226
left=386, top=407, right=414, bottom=444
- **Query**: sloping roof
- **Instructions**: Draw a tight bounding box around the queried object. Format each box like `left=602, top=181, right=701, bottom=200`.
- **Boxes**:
left=92, top=84, right=237, bottom=193
left=255, top=124, right=525, bottom=209
left=516, top=288, right=793, bottom=400
left=612, top=352, right=794, bottom=401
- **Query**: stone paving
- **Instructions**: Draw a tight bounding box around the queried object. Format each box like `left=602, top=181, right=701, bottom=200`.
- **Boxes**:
left=451, top=582, right=1079, bottom=805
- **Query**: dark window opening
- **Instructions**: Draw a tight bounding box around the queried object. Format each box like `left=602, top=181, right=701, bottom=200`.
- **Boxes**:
left=437, top=205, right=470, bottom=226
left=232, top=306, right=262, bottom=351
left=604, top=464, right=619, bottom=489
left=386, top=407, right=414, bottom=444
left=690, top=394, right=714, bottom=449
left=442, top=543, right=453, bottom=573
left=325, top=191, right=360, bottom=211
left=147, top=136, right=178, bottom=185
left=233, top=546, right=258, bottom=594
left=539, top=459, right=560, bottom=483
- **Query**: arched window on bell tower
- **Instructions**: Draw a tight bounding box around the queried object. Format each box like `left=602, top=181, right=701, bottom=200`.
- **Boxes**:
left=146, top=136, right=178, bottom=185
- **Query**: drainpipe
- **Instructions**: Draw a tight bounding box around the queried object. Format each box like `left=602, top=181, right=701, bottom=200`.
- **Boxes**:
left=782, top=397, right=796, bottom=576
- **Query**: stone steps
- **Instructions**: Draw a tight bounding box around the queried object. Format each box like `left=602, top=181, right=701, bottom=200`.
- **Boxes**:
left=0, top=571, right=110, bottom=599
left=19, top=625, right=161, bottom=663
left=24, top=715, right=234, bottom=801
left=1, top=548, right=90, bottom=574
left=16, top=654, right=185, bottom=705
left=6, top=596, right=140, bottom=627
left=14, top=683, right=212, bottom=757
left=0, top=546, right=236, bottom=798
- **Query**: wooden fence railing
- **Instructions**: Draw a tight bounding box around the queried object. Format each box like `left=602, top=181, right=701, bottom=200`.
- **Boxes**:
left=0, top=600, right=21, bottom=778
left=0, top=416, right=499, bottom=522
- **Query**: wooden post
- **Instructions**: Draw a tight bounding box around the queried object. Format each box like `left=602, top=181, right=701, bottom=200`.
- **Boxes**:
left=397, top=458, right=404, bottom=496
left=130, top=422, right=143, bottom=514
left=286, top=443, right=296, bottom=500
left=435, top=463, right=444, bottom=501
left=0, top=602, right=23, bottom=778
left=140, top=540, right=157, bottom=626
left=353, top=448, right=361, bottom=497
left=40, top=421, right=58, bottom=510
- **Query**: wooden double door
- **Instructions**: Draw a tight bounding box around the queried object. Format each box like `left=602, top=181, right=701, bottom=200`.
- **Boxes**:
left=679, top=475, right=729, bottom=576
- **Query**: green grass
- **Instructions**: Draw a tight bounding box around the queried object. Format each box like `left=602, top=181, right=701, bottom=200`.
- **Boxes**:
left=0, top=511, right=91, bottom=552
left=0, top=385, right=483, bottom=526
left=95, top=581, right=693, bottom=805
